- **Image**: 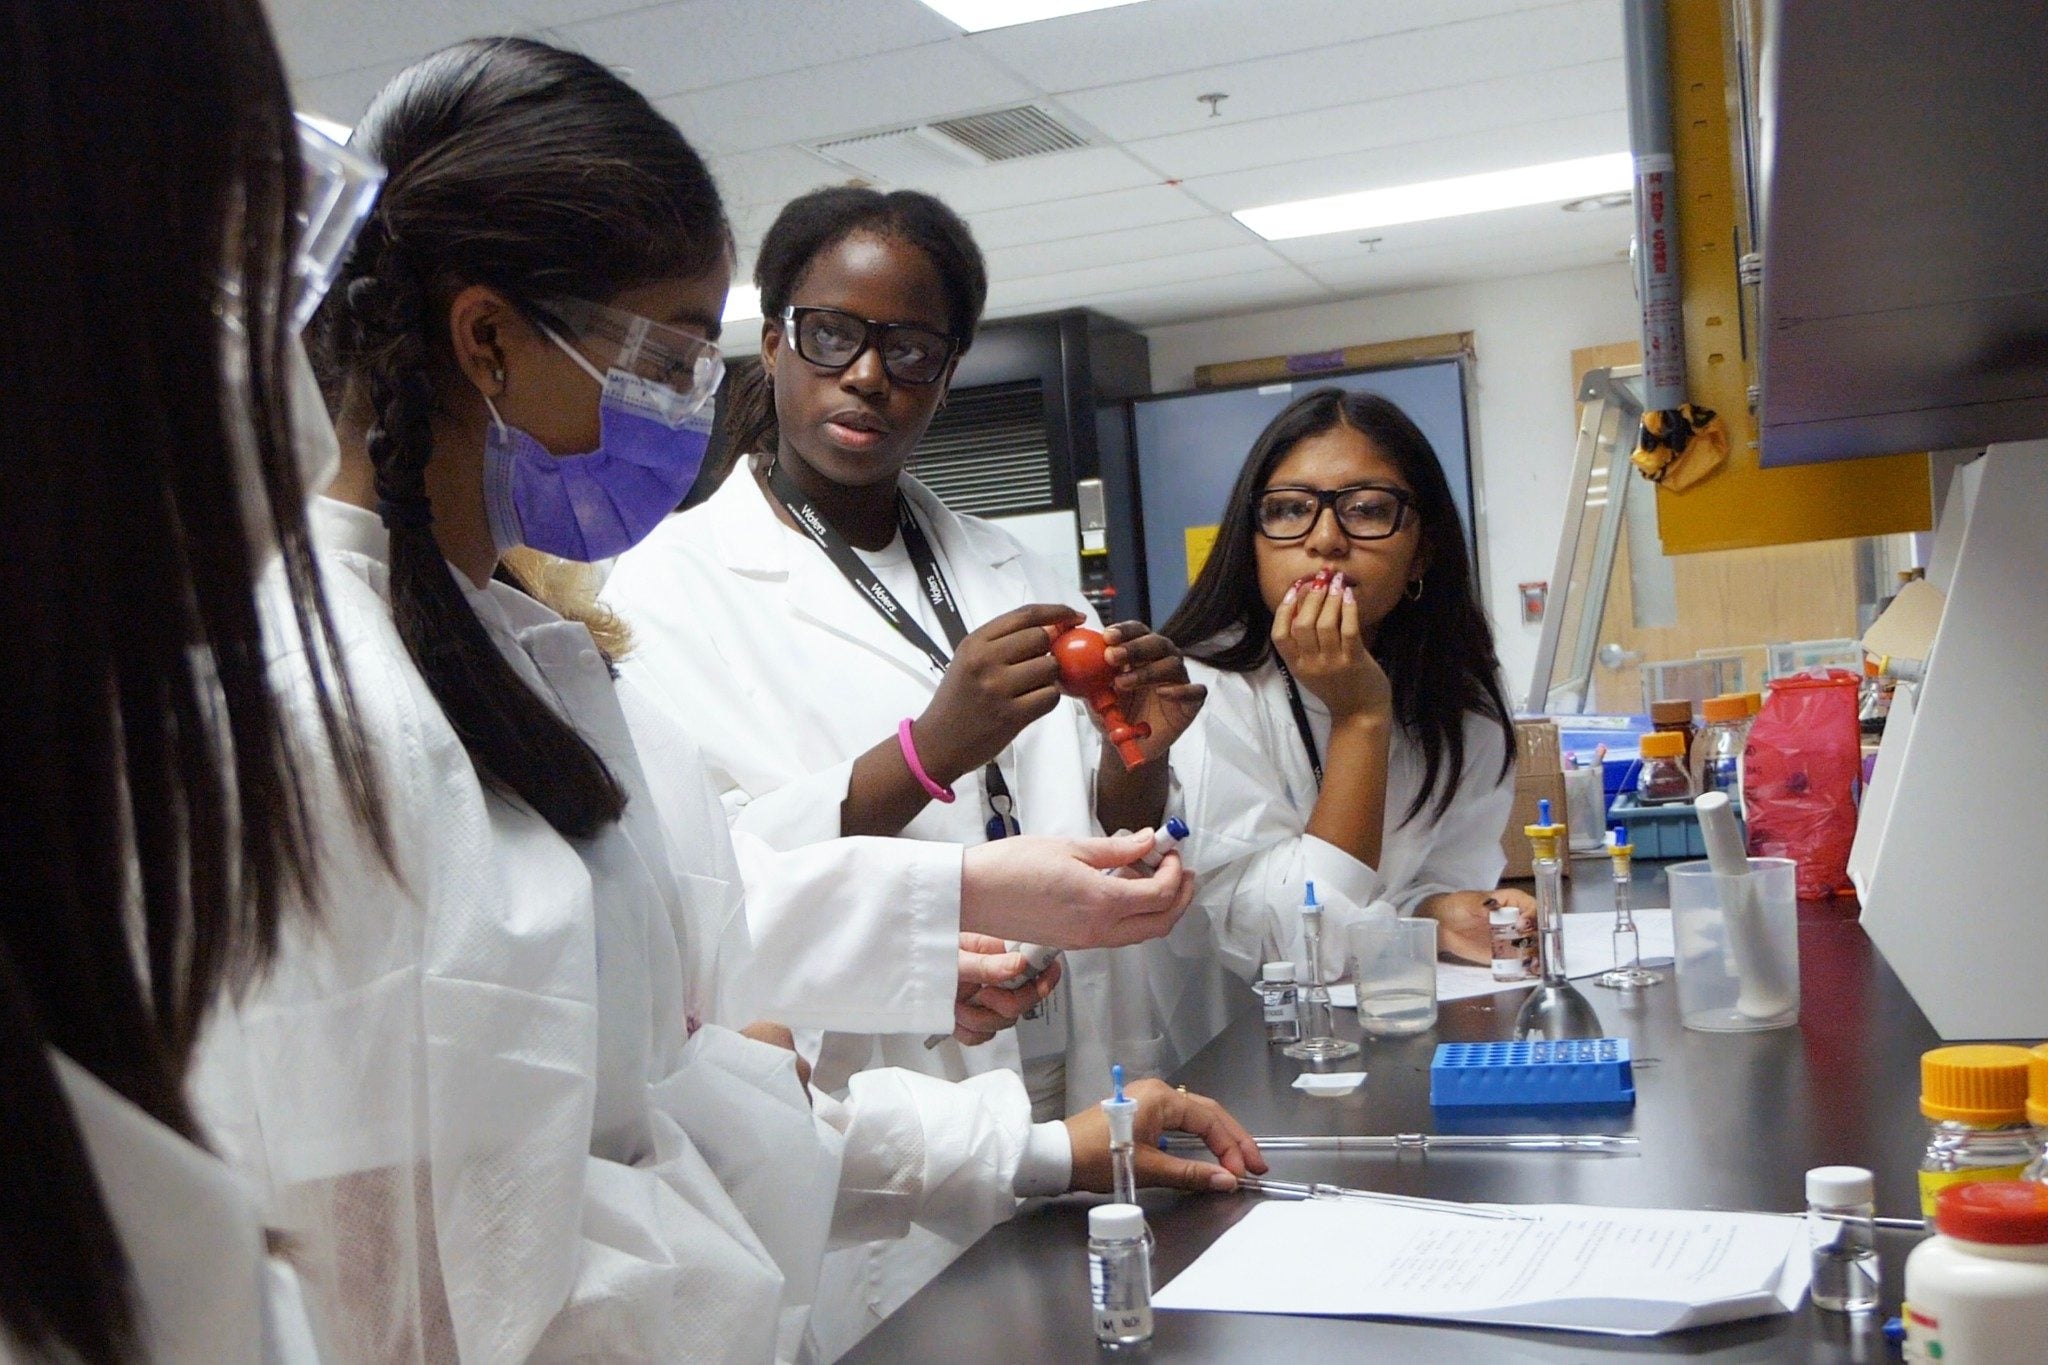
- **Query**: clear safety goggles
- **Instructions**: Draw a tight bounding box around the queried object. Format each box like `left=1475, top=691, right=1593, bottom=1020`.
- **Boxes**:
left=288, top=116, right=385, bottom=331
left=532, top=295, right=726, bottom=417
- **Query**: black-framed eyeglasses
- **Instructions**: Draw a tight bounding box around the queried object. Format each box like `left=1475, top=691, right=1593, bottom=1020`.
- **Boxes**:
left=778, top=305, right=961, bottom=386
left=1254, top=483, right=1416, bottom=542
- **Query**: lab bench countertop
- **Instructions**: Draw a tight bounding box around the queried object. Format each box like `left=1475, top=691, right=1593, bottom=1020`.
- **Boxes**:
left=842, top=863, right=1933, bottom=1364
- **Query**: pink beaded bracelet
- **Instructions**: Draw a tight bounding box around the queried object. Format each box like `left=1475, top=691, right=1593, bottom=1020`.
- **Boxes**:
left=898, top=718, right=956, bottom=803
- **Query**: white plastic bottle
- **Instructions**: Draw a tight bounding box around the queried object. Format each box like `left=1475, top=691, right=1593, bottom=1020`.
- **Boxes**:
left=1903, top=1181, right=2048, bottom=1363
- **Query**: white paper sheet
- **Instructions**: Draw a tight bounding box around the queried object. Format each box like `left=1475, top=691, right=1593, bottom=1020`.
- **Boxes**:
left=1330, top=910, right=1674, bottom=1008
left=1153, top=1199, right=1810, bottom=1336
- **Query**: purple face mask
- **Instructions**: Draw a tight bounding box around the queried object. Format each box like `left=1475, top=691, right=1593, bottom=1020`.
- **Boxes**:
left=482, top=320, right=717, bottom=563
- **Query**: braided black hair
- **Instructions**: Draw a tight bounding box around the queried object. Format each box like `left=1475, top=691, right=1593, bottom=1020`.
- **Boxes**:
left=316, top=37, right=728, bottom=838
left=722, top=186, right=987, bottom=460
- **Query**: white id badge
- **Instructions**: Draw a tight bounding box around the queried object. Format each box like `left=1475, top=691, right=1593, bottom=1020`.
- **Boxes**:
left=1016, top=976, right=1069, bottom=1062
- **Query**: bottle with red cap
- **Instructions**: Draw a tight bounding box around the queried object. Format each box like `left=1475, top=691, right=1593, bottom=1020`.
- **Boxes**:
left=1903, top=1181, right=2048, bottom=1363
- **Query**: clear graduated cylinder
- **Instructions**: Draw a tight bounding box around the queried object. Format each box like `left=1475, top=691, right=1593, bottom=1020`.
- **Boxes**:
left=1807, top=1166, right=1881, bottom=1313
left=1088, top=1204, right=1153, bottom=1349
left=1257, top=962, right=1301, bottom=1044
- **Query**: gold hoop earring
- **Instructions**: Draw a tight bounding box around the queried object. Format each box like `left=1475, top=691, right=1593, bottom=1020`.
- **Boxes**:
left=1406, top=577, right=1425, bottom=601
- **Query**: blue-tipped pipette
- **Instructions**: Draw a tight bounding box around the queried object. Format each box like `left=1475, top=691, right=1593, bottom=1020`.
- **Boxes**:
left=1105, top=1063, right=1138, bottom=1208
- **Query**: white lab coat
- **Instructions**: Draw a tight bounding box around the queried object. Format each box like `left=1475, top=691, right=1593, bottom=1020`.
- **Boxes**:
left=0, top=1054, right=320, bottom=1365
left=187, top=503, right=1037, bottom=1365
left=1179, top=654, right=1516, bottom=995
left=603, top=468, right=1217, bottom=1353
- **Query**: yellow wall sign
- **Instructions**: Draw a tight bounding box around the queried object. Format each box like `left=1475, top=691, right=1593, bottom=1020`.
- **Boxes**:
left=1184, top=524, right=1220, bottom=584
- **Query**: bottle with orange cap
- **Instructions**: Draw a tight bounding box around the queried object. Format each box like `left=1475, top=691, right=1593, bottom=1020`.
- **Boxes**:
left=1902, top=1181, right=2048, bottom=1363
left=1918, top=1045, right=2045, bottom=1216
left=2025, top=1044, right=2048, bottom=1184
left=1636, top=730, right=1694, bottom=804
left=1690, top=695, right=1750, bottom=799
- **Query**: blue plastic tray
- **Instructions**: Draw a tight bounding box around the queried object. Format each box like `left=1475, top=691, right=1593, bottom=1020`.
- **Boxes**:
left=1430, top=1038, right=1636, bottom=1110
left=1607, top=791, right=1747, bottom=860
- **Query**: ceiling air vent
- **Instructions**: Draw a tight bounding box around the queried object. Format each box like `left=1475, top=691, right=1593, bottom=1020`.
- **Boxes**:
left=929, top=105, right=1087, bottom=163
left=812, top=105, right=1087, bottom=183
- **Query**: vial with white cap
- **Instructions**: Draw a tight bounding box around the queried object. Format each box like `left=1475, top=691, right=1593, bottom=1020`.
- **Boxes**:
left=1088, top=1203, right=1153, bottom=1348
left=1257, top=963, right=1301, bottom=1044
left=1807, top=1165, right=1880, bottom=1312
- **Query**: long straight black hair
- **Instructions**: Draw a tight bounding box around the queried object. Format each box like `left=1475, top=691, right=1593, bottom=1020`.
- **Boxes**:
left=1162, top=387, right=1514, bottom=823
left=0, top=2, right=382, bottom=1359
left=317, top=38, right=729, bottom=839
left=720, top=185, right=988, bottom=464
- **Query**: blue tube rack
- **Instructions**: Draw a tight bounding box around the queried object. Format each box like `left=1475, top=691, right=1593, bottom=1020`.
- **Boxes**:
left=1429, top=1039, right=1636, bottom=1110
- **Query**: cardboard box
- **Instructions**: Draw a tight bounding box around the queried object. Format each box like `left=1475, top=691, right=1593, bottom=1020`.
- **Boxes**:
left=1500, top=720, right=1571, bottom=879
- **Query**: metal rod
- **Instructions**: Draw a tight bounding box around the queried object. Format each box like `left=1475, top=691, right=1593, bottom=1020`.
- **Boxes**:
left=1164, top=1132, right=1639, bottom=1155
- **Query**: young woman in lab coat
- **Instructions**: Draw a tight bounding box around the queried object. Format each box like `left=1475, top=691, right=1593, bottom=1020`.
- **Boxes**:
left=194, top=39, right=1261, bottom=1364
left=601, top=187, right=1227, bottom=1354
left=0, top=3, right=381, bottom=1360
left=1162, top=387, right=1523, bottom=984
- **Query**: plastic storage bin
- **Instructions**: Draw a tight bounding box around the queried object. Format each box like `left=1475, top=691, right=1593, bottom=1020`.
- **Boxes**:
left=1608, top=791, right=1748, bottom=860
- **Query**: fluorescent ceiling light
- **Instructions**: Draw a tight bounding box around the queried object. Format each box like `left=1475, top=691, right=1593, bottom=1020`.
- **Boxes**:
left=917, top=0, right=1151, bottom=33
left=1234, top=152, right=1633, bottom=242
left=722, top=284, right=762, bottom=325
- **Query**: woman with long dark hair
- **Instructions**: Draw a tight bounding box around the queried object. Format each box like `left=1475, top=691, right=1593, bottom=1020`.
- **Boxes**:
left=1163, top=386, right=1523, bottom=987
left=0, top=2, right=383, bottom=1360
left=195, top=40, right=1257, bottom=1362
left=600, top=185, right=1220, bottom=1355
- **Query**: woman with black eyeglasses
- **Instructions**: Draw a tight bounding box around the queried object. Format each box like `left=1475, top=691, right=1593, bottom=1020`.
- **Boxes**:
left=1160, top=387, right=1524, bottom=987
left=603, top=185, right=1225, bottom=1357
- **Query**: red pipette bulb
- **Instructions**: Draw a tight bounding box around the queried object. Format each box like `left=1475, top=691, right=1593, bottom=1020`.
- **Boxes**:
left=1050, top=625, right=1152, bottom=770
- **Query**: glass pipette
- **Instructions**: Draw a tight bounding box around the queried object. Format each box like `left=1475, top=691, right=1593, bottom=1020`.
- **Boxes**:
left=1236, top=1175, right=1530, bottom=1221
left=1163, top=1131, right=1638, bottom=1155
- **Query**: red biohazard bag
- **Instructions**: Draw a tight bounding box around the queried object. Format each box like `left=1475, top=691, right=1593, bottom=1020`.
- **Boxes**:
left=1741, top=669, right=1863, bottom=898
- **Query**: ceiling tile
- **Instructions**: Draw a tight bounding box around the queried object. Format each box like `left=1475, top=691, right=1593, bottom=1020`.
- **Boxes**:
left=1052, top=0, right=1620, bottom=143
left=986, top=242, right=1295, bottom=311
left=560, top=0, right=955, bottom=99
left=1176, top=109, right=1627, bottom=215
left=265, top=0, right=648, bottom=80
left=887, top=146, right=1162, bottom=215
left=711, top=145, right=855, bottom=208
left=984, top=215, right=1254, bottom=280
left=293, top=56, right=416, bottom=124
left=966, top=183, right=1211, bottom=249
left=1264, top=197, right=1632, bottom=264
left=1128, top=59, right=1622, bottom=182
left=1055, top=268, right=1334, bottom=330
left=658, top=39, right=1033, bottom=156
left=968, top=0, right=1534, bottom=93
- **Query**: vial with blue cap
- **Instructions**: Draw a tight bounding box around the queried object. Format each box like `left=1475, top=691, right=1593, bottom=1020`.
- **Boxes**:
left=1283, top=881, right=1361, bottom=1062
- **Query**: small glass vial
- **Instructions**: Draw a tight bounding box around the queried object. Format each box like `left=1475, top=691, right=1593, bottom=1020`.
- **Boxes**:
left=1690, top=695, right=1749, bottom=798
left=1635, top=730, right=1694, bottom=804
left=1257, top=962, right=1301, bottom=1044
left=1489, top=904, right=1531, bottom=981
left=1807, top=1165, right=1880, bottom=1313
left=1919, top=1045, right=2043, bottom=1215
left=1088, top=1203, right=1153, bottom=1349
left=1904, top=1182, right=2048, bottom=1364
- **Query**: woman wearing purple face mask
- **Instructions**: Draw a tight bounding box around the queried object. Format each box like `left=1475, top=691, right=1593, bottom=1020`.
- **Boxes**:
left=202, top=38, right=1256, bottom=1364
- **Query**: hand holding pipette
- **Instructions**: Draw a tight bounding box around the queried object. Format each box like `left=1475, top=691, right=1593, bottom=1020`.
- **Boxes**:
left=926, top=820, right=1188, bottom=1049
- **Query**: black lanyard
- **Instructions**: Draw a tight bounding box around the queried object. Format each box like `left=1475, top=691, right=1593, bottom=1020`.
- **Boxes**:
left=766, top=461, right=1019, bottom=839
left=1275, top=659, right=1324, bottom=789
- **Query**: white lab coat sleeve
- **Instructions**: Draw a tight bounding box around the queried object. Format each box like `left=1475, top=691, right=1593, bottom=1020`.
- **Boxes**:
left=1382, top=716, right=1517, bottom=917
left=1180, top=686, right=1384, bottom=983
left=197, top=573, right=821, bottom=1365
left=808, top=1066, right=1047, bottom=1249
left=616, top=676, right=964, bottom=1036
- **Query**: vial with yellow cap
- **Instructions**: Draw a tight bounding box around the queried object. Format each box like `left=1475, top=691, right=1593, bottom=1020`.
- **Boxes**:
left=1919, top=1045, right=2044, bottom=1215
left=1513, top=801, right=1601, bottom=1040
left=2025, top=1044, right=2048, bottom=1184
